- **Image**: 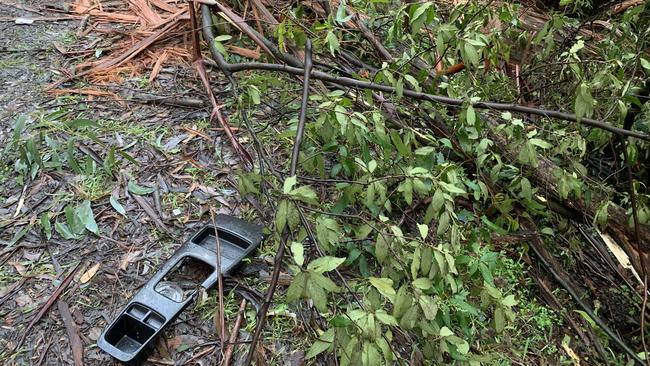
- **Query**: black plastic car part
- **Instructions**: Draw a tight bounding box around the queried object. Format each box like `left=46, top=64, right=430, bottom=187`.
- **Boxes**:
left=98, top=215, right=264, bottom=364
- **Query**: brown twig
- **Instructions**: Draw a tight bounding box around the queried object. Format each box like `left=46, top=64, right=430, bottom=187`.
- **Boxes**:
left=243, top=39, right=313, bottom=366
left=132, top=194, right=171, bottom=235
left=524, top=220, right=645, bottom=365
left=219, top=62, right=650, bottom=141
left=57, top=300, right=84, bottom=366
left=13, top=262, right=82, bottom=353
left=222, top=299, right=246, bottom=366
left=189, top=2, right=253, bottom=168
left=210, top=208, right=226, bottom=361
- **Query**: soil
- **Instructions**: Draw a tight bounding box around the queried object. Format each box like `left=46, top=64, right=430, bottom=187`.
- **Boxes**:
left=0, top=1, right=280, bottom=365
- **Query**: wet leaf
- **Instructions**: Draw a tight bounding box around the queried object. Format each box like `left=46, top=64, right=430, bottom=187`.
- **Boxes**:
left=128, top=181, right=154, bottom=195
left=439, top=326, right=454, bottom=337
left=110, top=195, right=126, bottom=216
left=76, top=200, right=99, bottom=235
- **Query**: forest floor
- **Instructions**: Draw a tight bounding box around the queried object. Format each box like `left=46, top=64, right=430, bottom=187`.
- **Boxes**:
left=0, top=1, right=304, bottom=365
left=1, top=0, right=647, bottom=365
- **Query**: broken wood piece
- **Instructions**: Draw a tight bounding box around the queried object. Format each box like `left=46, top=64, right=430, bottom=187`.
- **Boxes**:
left=227, top=45, right=260, bottom=59
left=94, top=17, right=181, bottom=70
left=149, top=50, right=169, bottom=82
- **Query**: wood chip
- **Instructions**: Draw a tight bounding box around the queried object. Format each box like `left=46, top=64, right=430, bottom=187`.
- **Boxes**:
left=80, top=262, right=100, bottom=284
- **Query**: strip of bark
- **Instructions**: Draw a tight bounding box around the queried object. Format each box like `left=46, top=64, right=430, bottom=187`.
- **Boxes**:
left=57, top=300, right=84, bottom=366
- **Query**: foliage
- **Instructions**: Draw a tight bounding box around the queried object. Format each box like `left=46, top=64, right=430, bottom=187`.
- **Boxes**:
left=232, top=0, right=650, bottom=364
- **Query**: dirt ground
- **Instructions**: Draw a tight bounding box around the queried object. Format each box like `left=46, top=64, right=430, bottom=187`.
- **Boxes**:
left=0, top=1, right=300, bottom=365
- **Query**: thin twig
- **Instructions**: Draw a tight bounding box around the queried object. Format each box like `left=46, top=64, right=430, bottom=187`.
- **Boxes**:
left=222, top=299, right=246, bottom=366
left=243, top=39, right=313, bottom=366
left=525, top=220, right=645, bottom=365
left=210, top=208, right=226, bottom=362
left=13, top=262, right=82, bottom=353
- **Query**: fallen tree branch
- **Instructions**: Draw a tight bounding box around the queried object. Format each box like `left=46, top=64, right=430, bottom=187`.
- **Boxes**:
left=523, top=219, right=645, bottom=366
left=486, top=117, right=650, bottom=267
left=190, top=2, right=253, bottom=168
left=217, top=62, right=650, bottom=141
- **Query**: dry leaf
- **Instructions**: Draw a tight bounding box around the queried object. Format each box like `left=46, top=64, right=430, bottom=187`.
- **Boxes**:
left=80, top=262, right=101, bottom=284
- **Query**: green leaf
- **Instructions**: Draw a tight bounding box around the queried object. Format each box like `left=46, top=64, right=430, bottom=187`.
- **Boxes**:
left=419, top=295, right=438, bottom=320
left=436, top=211, right=450, bottom=236
left=291, top=241, right=305, bottom=266
left=307, top=277, right=328, bottom=312
left=55, top=221, right=79, bottom=240
left=463, top=42, right=479, bottom=66
left=9, top=226, right=29, bottom=246
left=128, top=181, right=154, bottom=195
left=520, top=177, right=532, bottom=199
left=412, top=277, right=432, bottom=290
left=501, top=294, right=518, bottom=307
left=306, top=328, right=335, bottom=358
left=288, top=185, right=318, bottom=204
left=325, top=31, right=340, bottom=55
left=415, top=146, right=435, bottom=155
left=390, top=130, right=410, bottom=157
left=248, top=85, right=261, bottom=105
left=65, top=119, right=98, bottom=130
left=40, top=212, right=52, bottom=240
left=375, top=310, right=398, bottom=326
left=494, top=306, right=505, bottom=333
left=404, top=74, right=420, bottom=91
left=446, top=335, right=470, bottom=354
left=594, top=201, right=610, bottom=228
left=287, top=271, right=307, bottom=302
left=307, top=256, right=345, bottom=274
left=316, top=218, right=341, bottom=252
left=481, top=215, right=508, bottom=235
left=13, top=115, right=27, bottom=141
left=395, top=78, right=404, bottom=99
left=76, top=200, right=99, bottom=235
left=311, top=272, right=340, bottom=292
left=439, top=326, right=454, bottom=337
left=369, top=277, right=396, bottom=302
left=440, top=181, right=466, bottom=195
left=335, top=1, right=353, bottom=23
left=529, top=138, right=552, bottom=149
left=411, top=2, right=432, bottom=24
left=367, top=159, right=377, bottom=173
left=466, top=105, right=476, bottom=125
left=276, top=200, right=289, bottom=232
left=214, top=34, right=232, bottom=42
left=575, top=83, right=594, bottom=121
left=283, top=175, right=297, bottom=194
left=330, top=315, right=352, bottom=327
left=110, top=195, right=126, bottom=216
left=640, top=57, right=650, bottom=71
left=375, top=233, right=389, bottom=264
left=393, top=285, right=412, bottom=320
